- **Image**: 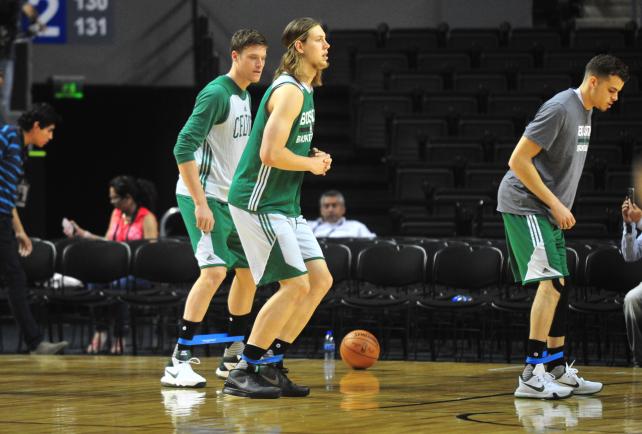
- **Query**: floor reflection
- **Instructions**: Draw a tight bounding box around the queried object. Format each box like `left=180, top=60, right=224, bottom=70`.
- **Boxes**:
left=514, top=397, right=603, bottom=432
left=340, top=370, right=381, bottom=410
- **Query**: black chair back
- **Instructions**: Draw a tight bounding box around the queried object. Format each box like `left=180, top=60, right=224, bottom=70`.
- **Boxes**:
left=61, top=240, right=130, bottom=284
left=321, top=243, right=351, bottom=284
left=20, top=239, right=55, bottom=283
left=585, top=247, right=642, bottom=293
left=132, top=240, right=199, bottom=284
left=434, top=245, right=502, bottom=289
left=356, top=243, right=426, bottom=287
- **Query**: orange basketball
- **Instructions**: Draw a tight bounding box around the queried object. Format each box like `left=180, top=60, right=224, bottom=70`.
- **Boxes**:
left=340, top=330, right=380, bottom=369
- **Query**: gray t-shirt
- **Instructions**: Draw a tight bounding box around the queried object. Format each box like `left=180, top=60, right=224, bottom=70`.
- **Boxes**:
left=497, top=88, right=592, bottom=224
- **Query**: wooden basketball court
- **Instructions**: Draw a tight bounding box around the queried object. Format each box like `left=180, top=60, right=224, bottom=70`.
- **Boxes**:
left=0, top=356, right=639, bottom=433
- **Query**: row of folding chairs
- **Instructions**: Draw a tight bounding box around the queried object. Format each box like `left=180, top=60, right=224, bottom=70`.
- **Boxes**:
left=349, top=54, right=642, bottom=90
left=2, top=238, right=200, bottom=354
left=330, top=27, right=641, bottom=53
left=313, top=240, right=636, bottom=363
left=393, top=167, right=633, bottom=202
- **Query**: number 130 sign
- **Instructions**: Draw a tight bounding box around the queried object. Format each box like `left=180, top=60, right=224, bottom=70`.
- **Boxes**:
left=26, top=0, right=114, bottom=44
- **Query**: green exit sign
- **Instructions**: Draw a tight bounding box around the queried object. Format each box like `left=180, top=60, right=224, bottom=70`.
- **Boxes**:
left=52, top=75, right=85, bottom=99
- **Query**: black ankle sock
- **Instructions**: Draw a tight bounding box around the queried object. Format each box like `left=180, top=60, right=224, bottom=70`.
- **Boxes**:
left=226, top=313, right=251, bottom=349
left=546, top=345, right=565, bottom=371
left=270, top=339, right=290, bottom=356
left=270, top=339, right=290, bottom=367
left=177, top=319, right=200, bottom=351
left=526, top=339, right=547, bottom=367
left=243, top=344, right=267, bottom=364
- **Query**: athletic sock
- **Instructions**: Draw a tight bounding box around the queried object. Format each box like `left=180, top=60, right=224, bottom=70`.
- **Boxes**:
left=224, top=341, right=244, bottom=357
left=176, top=319, right=200, bottom=352
left=522, top=339, right=547, bottom=380
left=242, top=344, right=268, bottom=366
left=546, top=345, right=566, bottom=378
left=226, top=313, right=251, bottom=349
left=269, top=339, right=290, bottom=368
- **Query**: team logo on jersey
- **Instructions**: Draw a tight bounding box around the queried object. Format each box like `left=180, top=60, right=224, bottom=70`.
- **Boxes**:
left=296, top=109, right=315, bottom=143
left=233, top=114, right=251, bottom=138
left=576, top=125, right=591, bottom=152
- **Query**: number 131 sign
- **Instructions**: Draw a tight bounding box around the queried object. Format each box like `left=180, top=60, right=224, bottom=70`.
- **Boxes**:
left=25, top=0, right=114, bottom=44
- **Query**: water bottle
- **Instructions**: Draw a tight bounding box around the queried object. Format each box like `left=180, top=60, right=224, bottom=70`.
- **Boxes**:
left=451, top=294, right=473, bottom=303
left=323, top=330, right=335, bottom=360
left=323, top=331, right=335, bottom=390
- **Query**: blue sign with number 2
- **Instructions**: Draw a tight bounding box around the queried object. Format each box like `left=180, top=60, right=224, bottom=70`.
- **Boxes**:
left=22, top=0, right=67, bottom=44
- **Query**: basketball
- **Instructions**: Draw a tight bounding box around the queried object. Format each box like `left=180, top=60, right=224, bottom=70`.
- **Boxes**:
left=340, top=330, right=380, bottom=369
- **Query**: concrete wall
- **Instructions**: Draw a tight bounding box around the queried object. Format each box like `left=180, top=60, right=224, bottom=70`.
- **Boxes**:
left=32, top=0, right=532, bottom=86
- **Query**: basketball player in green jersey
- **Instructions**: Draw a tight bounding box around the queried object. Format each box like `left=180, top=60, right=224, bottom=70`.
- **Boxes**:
left=161, top=29, right=267, bottom=388
left=223, top=17, right=333, bottom=399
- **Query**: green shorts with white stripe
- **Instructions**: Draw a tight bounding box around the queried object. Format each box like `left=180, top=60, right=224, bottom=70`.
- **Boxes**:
left=501, top=213, right=568, bottom=285
left=228, top=204, right=324, bottom=286
left=177, top=194, right=249, bottom=270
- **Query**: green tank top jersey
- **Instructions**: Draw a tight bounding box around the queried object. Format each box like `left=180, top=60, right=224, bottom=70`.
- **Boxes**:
left=228, top=74, right=315, bottom=217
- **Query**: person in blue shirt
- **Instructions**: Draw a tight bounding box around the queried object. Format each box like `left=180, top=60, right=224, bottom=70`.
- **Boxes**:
left=0, top=102, right=67, bottom=354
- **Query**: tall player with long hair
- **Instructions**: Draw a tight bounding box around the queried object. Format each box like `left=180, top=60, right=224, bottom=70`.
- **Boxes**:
left=223, top=17, right=333, bottom=399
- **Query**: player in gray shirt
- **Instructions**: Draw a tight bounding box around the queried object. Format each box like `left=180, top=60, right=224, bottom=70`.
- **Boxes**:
left=498, top=54, right=629, bottom=399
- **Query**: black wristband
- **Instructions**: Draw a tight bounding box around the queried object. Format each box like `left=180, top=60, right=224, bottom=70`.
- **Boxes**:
left=626, top=223, right=633, bottom=234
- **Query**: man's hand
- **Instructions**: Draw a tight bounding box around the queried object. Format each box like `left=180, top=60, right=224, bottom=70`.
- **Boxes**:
left=550, top=201, right=575, bottom=230
left=195, top=203, right=214, bottom=233
left=623, top=198, right=632, bottom=223
left=309, top=154, right=332, bottom=176
left=16, top=232, right=32, bottom=257
left=628, top=200, right=642, bottom=223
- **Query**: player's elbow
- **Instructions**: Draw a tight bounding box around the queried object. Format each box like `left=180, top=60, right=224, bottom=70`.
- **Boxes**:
left=260, top=145, right=280, bottom=167
left=259, top=148, right=274, bottom=166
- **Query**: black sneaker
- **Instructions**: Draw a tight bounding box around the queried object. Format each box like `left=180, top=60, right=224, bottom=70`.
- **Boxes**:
left=223, top=366, right=281, bottom=399
left=260, top=364, right=310, bottom=397
left=216, top=354, right=240, bottom=379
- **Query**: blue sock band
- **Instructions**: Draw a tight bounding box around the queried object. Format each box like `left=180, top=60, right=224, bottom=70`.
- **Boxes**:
left=177, top=333, right=244, bottom=346
left=241, top=354, right=284, bottom=365
left=525, top=351, right=563, bottom=365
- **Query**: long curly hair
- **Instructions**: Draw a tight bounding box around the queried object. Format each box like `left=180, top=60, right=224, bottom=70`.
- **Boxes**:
left=274, top=17, right=324, bottom=87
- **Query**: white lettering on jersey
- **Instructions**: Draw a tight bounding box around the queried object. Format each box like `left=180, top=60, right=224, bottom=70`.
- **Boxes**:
left=577, top=125, right=591, bottom=137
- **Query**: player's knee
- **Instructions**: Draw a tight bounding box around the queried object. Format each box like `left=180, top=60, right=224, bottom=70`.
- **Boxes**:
left=286, top=277, right=311, bottom=302
left=538, top=279, right=561, bottom=299
left=315, top=271, right=333, bottom=294
left=200, top=267, right=227, bottom=288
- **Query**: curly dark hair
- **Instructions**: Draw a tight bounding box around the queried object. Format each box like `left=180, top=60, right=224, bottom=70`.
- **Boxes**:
left=109, top=175, right=157, bottom=212
left=17, top=103, right=61, bottom=131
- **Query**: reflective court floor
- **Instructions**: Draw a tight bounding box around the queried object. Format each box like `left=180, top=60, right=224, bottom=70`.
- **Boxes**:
left=0, top=356, right=640, bottom=433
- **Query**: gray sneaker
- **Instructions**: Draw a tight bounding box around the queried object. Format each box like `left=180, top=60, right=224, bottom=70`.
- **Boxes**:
left=30, top=340, right=69, bottom=355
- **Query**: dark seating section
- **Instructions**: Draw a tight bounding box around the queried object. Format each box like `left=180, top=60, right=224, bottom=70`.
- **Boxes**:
left=308, top=24, right=641, bottom=239
left=4, top=233, right=629, bottom=363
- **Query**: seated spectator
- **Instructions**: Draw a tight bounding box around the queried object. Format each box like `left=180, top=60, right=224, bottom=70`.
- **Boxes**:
left=63, top=175, right=159, bottom=354
left=309, top=190, right=376, bottom=238
left=65, top=175, right=158, bottom=242
left=621, top=197, right=642, bottom=367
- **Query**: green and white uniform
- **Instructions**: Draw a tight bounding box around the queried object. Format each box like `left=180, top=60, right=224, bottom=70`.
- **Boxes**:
left=173, top=75, right=251, bottom=269
left=228, top=73, right=324, bottom=285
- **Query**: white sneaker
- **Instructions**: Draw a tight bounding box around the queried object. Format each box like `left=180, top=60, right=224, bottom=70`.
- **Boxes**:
left=514, top=399, right=578, bottom=430
left=161, top=389, right=206, bottom=417
left=161, top=350, right=207, bottom=388
left=554, top=361, right=603, bottom=395
left=514, top=364, right=573, bottom=399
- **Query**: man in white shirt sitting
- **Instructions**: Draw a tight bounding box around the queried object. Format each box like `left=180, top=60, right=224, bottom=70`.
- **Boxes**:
left=621, top=197, right=642, bottom=367
left=308, top=190, right=376, bottom=238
